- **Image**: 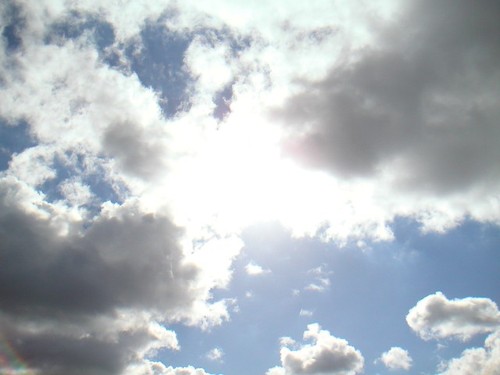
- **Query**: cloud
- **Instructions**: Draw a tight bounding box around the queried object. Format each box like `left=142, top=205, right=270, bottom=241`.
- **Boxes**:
left=406, top=292, right=500, bottom=341
left=437, top=329, right=500, bottom=375
left=272, top=0, right=500, bottom=232
left=0, top=177, right=236, bottom=373
left=124, top=362, right=216, bottom=375
left=379, top=347, right=412, bottom=371
left=245, top=261, right=270, bottom=276
left=299, top=309, right=314, bottom=317
left=205, top=347, right=224, bottom=362
left=304, top=266, right=331, bottom=292
left=267, top=323, right=364, bottom=375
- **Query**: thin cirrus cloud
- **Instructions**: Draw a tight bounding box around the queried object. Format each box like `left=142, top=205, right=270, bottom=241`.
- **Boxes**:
left=0, top=0, right=499, bottom=374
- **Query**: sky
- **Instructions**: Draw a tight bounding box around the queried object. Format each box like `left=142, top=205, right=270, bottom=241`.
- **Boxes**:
left=0, top=1, right=499, bottom=374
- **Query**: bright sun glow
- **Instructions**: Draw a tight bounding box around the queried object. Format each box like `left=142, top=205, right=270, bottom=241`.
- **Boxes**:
left=160, top=110, right=392, bottom=242
left=163, top=111, right=320, bottom=234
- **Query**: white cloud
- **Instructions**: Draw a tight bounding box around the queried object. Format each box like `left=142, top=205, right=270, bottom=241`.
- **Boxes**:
left=245, top=261, right=270, bottom=276
left=438, top=329, right=500, bottom=375
left=267, top=323, right=364, bottom=375
left=205, top=347, right=224, bottom=362
left=379, top=347, right=412, bottom=371
left=299, top=309, right=314, bottom=317
left=406, top=292, right=500, bottom=341
left=124, top=362, right=215, bottom=375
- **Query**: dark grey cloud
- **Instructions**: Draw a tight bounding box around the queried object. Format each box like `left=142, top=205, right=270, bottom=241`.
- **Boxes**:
left=0, top=183, right=195, bottom=316
left=275, top=0, right=500, bottom=195
left=0, top=322, right=158, bottom=375
left=0, top=178, right=214, bottom=374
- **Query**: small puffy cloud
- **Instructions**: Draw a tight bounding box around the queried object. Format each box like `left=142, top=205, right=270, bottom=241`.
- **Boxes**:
left=205, top=347, right=224, bottom=362
left=379, top=347, right=412, bottom=371
left=267, top=323, right=364, bottom=375
left=406, top=292, right=500, bottom=341
left=245, top=261, right=270, bottom=276
left=438, top=329, right=500, bottom=375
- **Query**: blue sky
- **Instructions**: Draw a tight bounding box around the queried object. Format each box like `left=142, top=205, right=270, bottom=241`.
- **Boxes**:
left=0, top=1, right=499, bottom=375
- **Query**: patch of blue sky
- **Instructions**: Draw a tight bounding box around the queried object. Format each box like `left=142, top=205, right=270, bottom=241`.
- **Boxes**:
left=161, top=219, right=500, bottom=375
left=1, top=2, right=24, bottom=53
left=46, top=11, right=115, bottom=52
left=124, top=21, right=192, bottom=118
left=124, top=21, right=250, bottom=119
left=0, top=119, right=35, bottom=171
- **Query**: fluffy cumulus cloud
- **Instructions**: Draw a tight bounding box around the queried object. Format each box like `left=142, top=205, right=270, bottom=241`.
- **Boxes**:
left=406, top=292, right=500, bottom=341
left=267, top=324, right=364, bottom=375
left=379, top=347, right=412, bottom=371
left=438, top=330, right=500, bottom=375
